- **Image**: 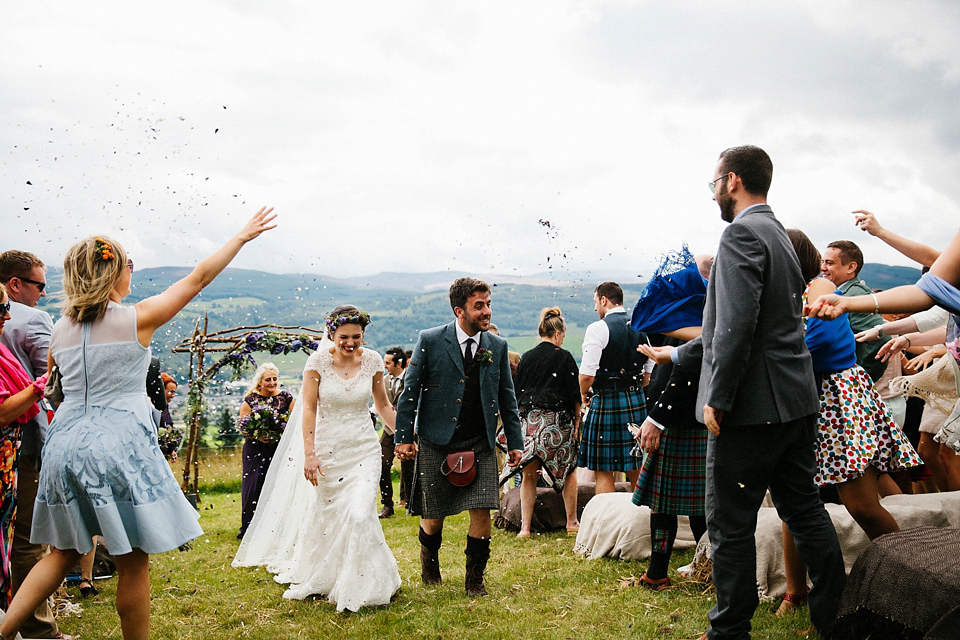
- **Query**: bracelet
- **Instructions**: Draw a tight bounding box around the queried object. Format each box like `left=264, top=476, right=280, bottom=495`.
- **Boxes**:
left=903, top=336, right=912, bottom=349
left=869, top=292, right=880, bottom=315
left=877, top=326, right=885, bottom=339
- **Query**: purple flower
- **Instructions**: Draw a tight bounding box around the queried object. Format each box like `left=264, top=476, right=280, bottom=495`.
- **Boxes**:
left=289, top=339, right=302, bottom=352
left=307, top=341, right=319, bottom=350
left=271, top=344, right=285, bottom=355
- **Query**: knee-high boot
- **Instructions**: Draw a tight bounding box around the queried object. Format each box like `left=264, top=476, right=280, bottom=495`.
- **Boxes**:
left=465, top=535, right=490, bottom=597
left=419, top=526, right=442, bottom=585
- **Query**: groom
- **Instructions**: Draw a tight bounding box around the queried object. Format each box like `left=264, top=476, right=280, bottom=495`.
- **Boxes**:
left=395, top=277, right=523, bottom=597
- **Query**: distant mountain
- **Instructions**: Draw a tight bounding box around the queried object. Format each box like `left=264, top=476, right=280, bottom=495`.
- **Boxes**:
left=858, top=264, right=922, bottom=291
left=34, top=262, right=922, bottom=382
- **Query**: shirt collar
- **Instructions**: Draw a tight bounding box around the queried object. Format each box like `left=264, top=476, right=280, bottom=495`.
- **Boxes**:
left=733, top=203, right=764, bottom=222
left=455, top=321, right=480, bottom=347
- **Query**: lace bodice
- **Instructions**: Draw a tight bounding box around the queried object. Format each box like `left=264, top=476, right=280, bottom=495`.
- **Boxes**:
left=304, top=348, right=382, bottom=425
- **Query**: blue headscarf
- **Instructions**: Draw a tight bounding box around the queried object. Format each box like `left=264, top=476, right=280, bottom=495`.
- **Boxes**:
left=630, top=246, right=707, bottom=333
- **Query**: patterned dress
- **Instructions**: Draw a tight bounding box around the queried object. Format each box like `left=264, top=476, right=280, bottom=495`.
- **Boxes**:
left=805, top=287, right=920, bottom=485
left=33, top=303, right=202, bottom=557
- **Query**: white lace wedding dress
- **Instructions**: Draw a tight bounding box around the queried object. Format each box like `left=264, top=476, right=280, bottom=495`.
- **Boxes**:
left=232, top=346, right=400, bottom=612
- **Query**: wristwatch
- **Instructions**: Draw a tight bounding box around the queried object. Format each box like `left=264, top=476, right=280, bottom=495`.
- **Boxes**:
left=876, top=326, right=885, bottom=339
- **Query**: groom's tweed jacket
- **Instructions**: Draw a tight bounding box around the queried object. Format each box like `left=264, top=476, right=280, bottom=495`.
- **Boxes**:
left=395, top=321, right=523, bottom=452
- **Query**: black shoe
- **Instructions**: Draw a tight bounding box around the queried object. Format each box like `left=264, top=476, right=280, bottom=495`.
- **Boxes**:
left=379, top=505, right=394, bottom=519
left=79, top=578, right=99, bottom=598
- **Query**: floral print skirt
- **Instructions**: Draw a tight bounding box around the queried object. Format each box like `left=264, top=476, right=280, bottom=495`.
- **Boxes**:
left=499, top=409, right=579, bottom=492
left=815, top=365, right=921, bottom=486
left=0, top=426, right=21, bottom=608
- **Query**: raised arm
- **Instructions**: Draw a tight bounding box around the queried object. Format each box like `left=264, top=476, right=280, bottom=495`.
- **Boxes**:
left=853, top=210, right=940, bottom=267
left=135, top=207, right=276, bottom=346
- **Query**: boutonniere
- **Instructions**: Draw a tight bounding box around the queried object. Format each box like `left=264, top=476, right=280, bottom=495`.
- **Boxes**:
left=474, top=347, right=493, bottom=365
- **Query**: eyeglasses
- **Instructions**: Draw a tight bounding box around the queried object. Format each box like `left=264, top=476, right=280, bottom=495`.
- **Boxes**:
left=17, top=276, right=46, bottom=293
left=127, top=259, right=134, bottom=272
left=0, top=302, right=10, bottom=316
left=708, top=174, right=730, bottom=194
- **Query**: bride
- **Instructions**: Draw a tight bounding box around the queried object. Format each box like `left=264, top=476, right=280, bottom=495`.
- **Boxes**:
left=232, top=305, right=401, bottom=611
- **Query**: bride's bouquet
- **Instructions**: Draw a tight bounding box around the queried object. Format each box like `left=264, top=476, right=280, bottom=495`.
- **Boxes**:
left=238, top=406, right=289, bottom=444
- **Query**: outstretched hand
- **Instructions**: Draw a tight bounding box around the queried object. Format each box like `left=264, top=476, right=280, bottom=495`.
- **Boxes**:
left=236, top=206, right=278, bottom=243
left=804, top=293, right=847, bottom=319
left=907, top=347, right=946, bottom=372
left=853, top=209, right=884, bottom=236
left=855, top=326, right=885, bottom=342
left=875, top=336, right=908, bottom=363
left=638, top=344, right=674, bottom=365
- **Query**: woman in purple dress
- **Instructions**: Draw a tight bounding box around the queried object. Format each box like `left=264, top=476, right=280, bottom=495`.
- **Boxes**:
left=237, top=363, right=294, bottom=538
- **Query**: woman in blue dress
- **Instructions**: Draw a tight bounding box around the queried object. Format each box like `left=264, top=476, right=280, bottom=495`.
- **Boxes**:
left=0, top=207, right=276, bottom=640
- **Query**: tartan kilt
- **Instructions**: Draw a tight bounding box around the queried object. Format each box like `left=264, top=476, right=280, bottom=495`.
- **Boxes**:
left=632, top=425, right=707, bottom=515
left=409, top=435, right=500, bottom=519
left=577, top=388, right=646, bottom=472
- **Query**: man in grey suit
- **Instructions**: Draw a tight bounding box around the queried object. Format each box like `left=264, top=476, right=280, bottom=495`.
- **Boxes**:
left=0, top=250, right=69, bottom=640
left=395, top=277, right=523, bottom=597
left=686, top=146, right=845, bottom=640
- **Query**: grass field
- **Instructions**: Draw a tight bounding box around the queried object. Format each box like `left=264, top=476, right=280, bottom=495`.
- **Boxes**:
left=57, top=451, right=817, bottom=639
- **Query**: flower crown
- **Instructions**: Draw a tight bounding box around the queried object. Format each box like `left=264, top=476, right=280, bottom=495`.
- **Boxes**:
left=94, top=238, right=115, bottom=262
left=324, top=310, right=371, bottom=335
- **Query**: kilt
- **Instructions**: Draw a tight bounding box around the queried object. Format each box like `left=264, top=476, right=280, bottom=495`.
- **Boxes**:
left=632, top=425, right=707, bottom=515
left=577, top=388, right=646, bottom=472
left=409, top=435, right=500, bottom=519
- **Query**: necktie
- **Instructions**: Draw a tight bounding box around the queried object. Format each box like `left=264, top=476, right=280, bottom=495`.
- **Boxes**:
left=464, top=338, right=475, bottom=368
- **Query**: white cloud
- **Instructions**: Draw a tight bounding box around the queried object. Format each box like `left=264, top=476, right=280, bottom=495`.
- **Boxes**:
left=2, top=0, right=957, bottom=279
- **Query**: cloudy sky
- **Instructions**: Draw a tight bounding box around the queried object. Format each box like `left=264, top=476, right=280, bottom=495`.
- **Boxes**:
left=3, top=1, right=958, bottom=282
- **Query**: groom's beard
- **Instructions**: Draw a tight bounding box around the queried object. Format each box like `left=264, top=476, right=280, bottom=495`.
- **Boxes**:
left=465, top=315, right=490, bottom=335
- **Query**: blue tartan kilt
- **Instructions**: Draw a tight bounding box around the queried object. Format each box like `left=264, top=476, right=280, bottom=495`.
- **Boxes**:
left=577, top=388, right=646, bottom=472
left=632, top=425, right=707, bottom=515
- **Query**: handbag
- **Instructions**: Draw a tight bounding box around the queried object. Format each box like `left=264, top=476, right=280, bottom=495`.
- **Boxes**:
left=440, top=449, right=476, bottom=487
left=44, top=366, right=64, bottom=405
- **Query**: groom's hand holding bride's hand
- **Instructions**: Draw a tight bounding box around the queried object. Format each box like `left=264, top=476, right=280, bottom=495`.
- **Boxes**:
left=395, top=443, right=418, bottom=461
left=507, top=449, right=523, bottom=466
left=304, top=451, right=325, bottom=486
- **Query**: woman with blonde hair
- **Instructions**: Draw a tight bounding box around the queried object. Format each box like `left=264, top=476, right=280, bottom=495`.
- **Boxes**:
left=237, top=362, right=293, bottom=538
left=499, top=307, right=581, bottom=537
left=0, top=207, right=276, bottom=640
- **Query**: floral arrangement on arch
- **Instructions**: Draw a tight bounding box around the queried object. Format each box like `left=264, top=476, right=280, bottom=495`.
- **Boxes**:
left=212, top=331, right=320, bottom=381
left=237, top=405, right=289, bottom=444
